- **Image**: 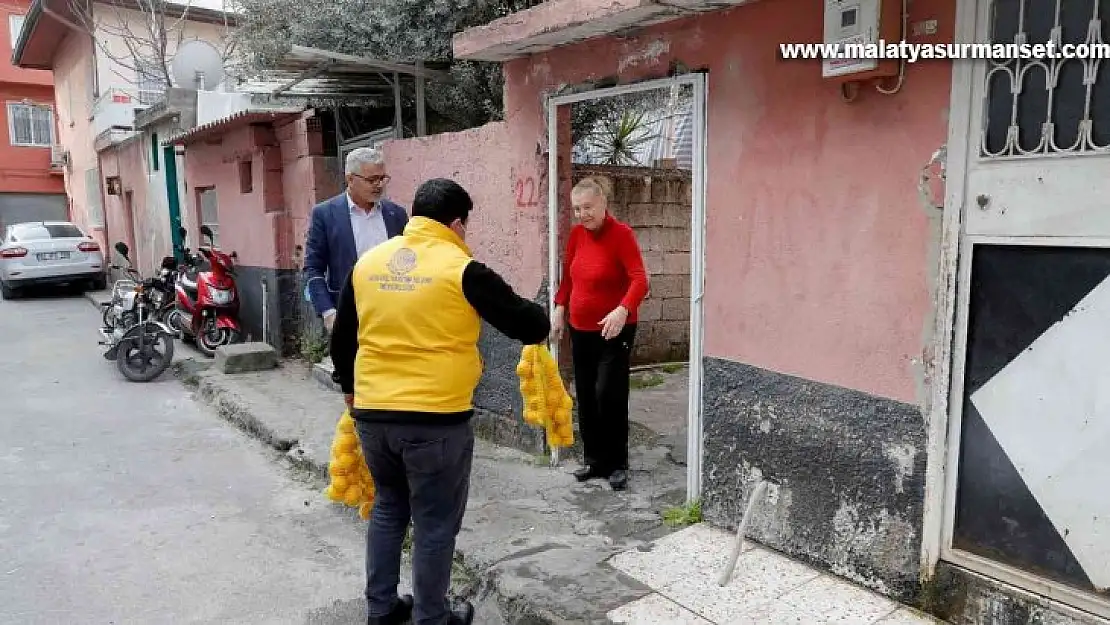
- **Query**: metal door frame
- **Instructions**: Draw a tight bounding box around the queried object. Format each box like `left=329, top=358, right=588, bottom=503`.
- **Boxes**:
left=545, top=72, right=709, bottom=504
left=921, top=0, right=1110, bottom=618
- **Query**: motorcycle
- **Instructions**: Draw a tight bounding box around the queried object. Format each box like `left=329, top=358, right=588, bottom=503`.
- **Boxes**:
left=165, top=225, right=242, bottom=357
left=99, top=242, right=177, bottom=382
left=148, top=255, right=180, bottom=324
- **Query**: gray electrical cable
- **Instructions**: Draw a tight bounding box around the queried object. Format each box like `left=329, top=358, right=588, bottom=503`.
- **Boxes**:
left=717, top=479, right=768, bottom=587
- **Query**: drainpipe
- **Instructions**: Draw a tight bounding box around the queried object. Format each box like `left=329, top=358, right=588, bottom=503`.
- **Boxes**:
left=261, top=277, right=269, bottom=347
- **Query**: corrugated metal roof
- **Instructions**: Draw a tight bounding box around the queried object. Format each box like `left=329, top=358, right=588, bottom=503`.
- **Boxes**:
left=234, top=45, right=453, bottom=100
left=164, top=109, right=302, bottom=145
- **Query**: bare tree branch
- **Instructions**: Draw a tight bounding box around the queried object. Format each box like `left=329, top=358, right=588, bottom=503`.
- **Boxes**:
left=63, top=0, right=234, bottom=95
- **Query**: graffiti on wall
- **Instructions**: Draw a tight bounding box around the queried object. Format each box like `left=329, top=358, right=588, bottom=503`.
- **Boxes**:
left=514, top=171, right=548, bottom=209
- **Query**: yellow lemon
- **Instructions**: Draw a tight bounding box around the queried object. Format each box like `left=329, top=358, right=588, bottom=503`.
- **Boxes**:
left=331, top=475, right=349, bottom=492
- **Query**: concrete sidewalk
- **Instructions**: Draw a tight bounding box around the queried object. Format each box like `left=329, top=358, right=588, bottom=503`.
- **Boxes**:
left=607, top=524, right=941, bottom=624
left=77, top=293, right=946, bottom=623
left=173, top=358, right=689, bottom=623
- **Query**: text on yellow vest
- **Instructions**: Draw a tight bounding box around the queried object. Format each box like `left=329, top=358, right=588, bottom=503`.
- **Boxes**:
left=350, top=216, right=483, bottom=413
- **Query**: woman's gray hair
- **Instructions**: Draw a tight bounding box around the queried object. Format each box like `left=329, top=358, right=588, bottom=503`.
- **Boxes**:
left=345, top=146, right=385, bottom=176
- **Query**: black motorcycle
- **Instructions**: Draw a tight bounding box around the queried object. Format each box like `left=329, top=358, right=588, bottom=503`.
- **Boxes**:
left=99, top=242, right=177, bottom=382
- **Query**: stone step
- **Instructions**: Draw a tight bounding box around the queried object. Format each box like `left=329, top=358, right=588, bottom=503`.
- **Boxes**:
left=214, top=342, right=278, bottom=374
left=311, top=357, right=340, bottom=392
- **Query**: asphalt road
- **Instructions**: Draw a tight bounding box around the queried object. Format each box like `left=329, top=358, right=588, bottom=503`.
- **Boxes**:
left=0, top=288, right=377, bottom=624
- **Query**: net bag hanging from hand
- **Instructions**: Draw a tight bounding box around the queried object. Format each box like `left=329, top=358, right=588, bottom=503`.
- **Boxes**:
left=516, top=344, right=574, bottom=449
left=324, top=409, right=376, bottom=519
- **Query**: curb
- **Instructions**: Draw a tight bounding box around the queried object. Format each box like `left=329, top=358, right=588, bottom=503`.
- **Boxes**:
left=173, top=360, right=329, bottom=482
left=84, top=289, right=111, bottom=310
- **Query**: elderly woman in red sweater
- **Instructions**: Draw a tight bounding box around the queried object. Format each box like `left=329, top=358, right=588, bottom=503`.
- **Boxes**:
left=551, top=176, right=649, bottom=491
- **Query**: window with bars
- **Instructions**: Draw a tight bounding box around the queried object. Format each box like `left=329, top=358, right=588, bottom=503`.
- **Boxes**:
left=135, top=59, right=165, bottom=105
left=982, top=0, right=1110, bottom=157
left=7, top=102, right=54, bottom=147
left=198, top=188, right=219, bottom=247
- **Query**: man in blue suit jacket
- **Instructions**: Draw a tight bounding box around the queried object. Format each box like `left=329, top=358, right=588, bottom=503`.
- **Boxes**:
left=304, top=147, right=409, bottom=331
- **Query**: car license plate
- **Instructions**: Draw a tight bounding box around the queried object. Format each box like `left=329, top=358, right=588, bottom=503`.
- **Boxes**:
left=37, top=252, right=70, bottom=261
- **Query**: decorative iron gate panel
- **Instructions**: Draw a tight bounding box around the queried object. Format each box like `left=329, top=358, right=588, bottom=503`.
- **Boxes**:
left=955, top=243, right=1110, bottom=597
left=947, top=0, right=1110, bottom=610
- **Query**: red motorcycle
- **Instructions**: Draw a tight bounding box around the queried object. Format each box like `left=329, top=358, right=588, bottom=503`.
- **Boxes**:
left=167, top=225, right=241, bottom=357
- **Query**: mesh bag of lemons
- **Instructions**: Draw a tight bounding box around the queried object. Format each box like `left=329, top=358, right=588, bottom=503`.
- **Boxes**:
left=516, top=344, right=574, bottom=449
left=323, top=409, right=376, bottom=519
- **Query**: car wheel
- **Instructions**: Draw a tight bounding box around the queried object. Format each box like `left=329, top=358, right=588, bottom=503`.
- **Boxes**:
left=0, top=281, right=18, bottom=300
left=91, top=275, right=107, bottom=291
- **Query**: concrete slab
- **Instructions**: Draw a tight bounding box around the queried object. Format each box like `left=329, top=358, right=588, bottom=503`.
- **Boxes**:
left=607, top=523, right=946, bottom=624
left=608, top=593, right=712, bottom=624
left=451, top=0, right=759, bottom=62
left=214, top=342, right=278, bottom=374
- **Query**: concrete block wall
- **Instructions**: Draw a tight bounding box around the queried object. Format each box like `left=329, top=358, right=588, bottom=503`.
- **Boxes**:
left=573, top=165, right=692, bottom=364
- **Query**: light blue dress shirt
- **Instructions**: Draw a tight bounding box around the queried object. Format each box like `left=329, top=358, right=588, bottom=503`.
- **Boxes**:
left=347, top=193, right=390, bottom=257
left=318, top=194, right=392, bottom=319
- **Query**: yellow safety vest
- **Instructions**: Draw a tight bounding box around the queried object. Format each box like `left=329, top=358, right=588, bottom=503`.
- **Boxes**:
left=349, top=216, right=482, bottom=414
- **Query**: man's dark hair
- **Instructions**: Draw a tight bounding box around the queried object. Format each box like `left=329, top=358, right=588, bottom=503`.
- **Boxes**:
left=412, top=178, right=473, bottom=226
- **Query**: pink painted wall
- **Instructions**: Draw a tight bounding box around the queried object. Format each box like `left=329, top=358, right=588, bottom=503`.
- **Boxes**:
left=276, top=114, right=341, bottom=270
left=381, top=122, right=543, bottom=287
left=99, top=136, right=159, bottom=273
left=394, top=0, right=954, bottom=404
left=51, top=31, right=104, bottom=248
left=182, top=114, right=340, bottom=271
left=183, top=126, right=274, bottom=268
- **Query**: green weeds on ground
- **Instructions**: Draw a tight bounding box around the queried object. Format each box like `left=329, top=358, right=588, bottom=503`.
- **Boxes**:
left=662, top=499, right=703, bottom=528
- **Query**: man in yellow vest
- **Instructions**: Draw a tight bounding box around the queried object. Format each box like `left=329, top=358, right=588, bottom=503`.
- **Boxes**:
left=329, top=178, right=550, bottom=625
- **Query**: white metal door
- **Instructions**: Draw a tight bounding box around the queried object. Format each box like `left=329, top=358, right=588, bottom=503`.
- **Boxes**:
left=943, top=0, right=1110, bottom=616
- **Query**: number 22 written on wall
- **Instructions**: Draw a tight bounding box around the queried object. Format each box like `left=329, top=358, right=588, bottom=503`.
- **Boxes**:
left=515, top=172, right=548, bottom=208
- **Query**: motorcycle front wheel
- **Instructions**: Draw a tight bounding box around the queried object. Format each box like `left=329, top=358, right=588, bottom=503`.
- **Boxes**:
left=116, top=324, right=175, bottom=382
left=196, top=319, right=237, bottom=358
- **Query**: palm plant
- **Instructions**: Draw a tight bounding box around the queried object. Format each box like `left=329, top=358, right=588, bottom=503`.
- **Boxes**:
left=585, top=109, right=657, bottom=166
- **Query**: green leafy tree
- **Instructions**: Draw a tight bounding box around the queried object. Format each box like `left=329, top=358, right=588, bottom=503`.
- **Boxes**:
left=226, top=0, right=544, bottom=131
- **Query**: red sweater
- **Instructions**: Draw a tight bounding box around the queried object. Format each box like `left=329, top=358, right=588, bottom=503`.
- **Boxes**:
left=553, top=214, right=649, bottom=331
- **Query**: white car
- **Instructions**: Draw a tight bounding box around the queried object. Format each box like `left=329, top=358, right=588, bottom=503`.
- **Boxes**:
left=0, top=221, right=107, bottom=299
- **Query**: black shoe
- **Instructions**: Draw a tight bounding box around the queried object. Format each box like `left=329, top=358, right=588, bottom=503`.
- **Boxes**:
left=573, top=465, right=605, bottom=482
left=608, top=469, right=629, bottom=491
left=448, top=600, right=475, bottom=625
left=367, top=594, right=413, bottom=625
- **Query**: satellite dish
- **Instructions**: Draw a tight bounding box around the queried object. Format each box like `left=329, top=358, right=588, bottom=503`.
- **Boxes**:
left=171, top=39, right=226, bottom=91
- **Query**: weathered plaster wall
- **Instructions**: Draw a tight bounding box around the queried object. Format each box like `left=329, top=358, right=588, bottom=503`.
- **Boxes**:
left=183, top=124, right=277, bottom=346
left=503, top=0, right=953, bottom=404
left=182, top=116, right=339, bottom=354
left=0, top=84, right=65, bottom=195
left=439, top=0, right=955, bottom=608
left=380, top=122, right=550, bottom=442
left=51, top=31, right=103, bottom=248
left=98, top=122, right=181, bottom=276
left=277, top=113, right=341, bottom=354
left=381, top=122, right=542, bottom=293
left=98, top=136, right=152, bottom=273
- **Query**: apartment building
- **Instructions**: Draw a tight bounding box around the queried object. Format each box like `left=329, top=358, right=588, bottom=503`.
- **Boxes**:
left=0, top=0, right=64, bottom=231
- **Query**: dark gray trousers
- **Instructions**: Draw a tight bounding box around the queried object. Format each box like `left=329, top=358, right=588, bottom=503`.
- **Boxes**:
left=353, top=419, right=474, bottom=625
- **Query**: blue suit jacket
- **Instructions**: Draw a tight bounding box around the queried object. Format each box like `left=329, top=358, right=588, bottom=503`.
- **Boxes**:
left=303, top=193, right=409, bottom=316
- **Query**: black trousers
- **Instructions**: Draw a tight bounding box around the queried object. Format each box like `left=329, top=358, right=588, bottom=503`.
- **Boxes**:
left=354, top=419, right=474, bottom=625
left=569, top=323, right=636, bottom=474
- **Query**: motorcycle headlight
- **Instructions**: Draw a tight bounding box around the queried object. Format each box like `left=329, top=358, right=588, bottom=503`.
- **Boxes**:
left=210, top=288, right=233, bottom=305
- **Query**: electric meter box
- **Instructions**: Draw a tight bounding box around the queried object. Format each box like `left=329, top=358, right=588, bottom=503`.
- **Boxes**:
left=821, top=0, right=901, bottom=82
